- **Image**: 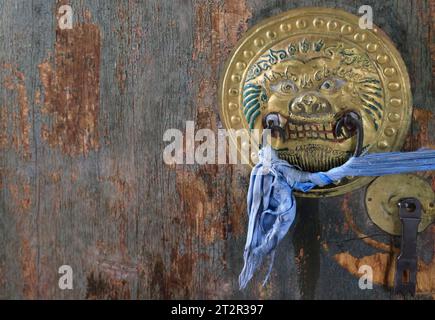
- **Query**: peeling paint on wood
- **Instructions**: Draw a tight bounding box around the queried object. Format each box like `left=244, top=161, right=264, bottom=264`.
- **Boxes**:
left=0, top=63, right=31, bottom=159
left=192, top=0, right=252, bottom=125
left=86, top=271, right=131, bottom=299
left=334, top=252, right=396, bottom=288
left=405, top=107, right=435, bottom=150
left=175, top=169, right=229, bottom=245
left=334, top=250, right=435, bottom=297
left=38, top=22, right=101, bottom=156
left=193, top=0, right=252, bottom=64
left=20, top=238, right=38, bottom=299
left=115, top=59, right=127, bottom=95
left=5, top=171, right=37, bottom=299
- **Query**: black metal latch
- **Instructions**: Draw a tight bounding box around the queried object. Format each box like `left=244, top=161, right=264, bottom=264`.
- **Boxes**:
left=394, top=198, right=422, bottom=296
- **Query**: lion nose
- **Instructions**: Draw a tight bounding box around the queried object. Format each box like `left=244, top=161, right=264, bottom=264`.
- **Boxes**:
left=289, top=93, right=332, bottom=115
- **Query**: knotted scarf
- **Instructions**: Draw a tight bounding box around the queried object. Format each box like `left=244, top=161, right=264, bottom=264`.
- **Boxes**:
left=239, top=146, right=435, bottom=289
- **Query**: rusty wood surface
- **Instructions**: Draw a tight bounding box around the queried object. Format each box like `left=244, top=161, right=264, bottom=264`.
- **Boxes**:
left=0, top=0, right=433, bottom=299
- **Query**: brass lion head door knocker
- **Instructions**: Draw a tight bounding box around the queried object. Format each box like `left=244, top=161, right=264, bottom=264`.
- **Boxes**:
left=219, top=7, right=412, bottom=197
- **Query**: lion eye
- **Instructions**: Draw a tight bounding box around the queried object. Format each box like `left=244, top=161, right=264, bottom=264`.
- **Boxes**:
left=320, top=80, right=334, bottom=90
left=271, top=80, right=298, bottom=94
left=319, top=78, right=345, bottom=92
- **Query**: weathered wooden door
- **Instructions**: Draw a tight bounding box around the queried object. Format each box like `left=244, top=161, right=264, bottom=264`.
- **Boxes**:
left=0, top=0, right=433, bottom=299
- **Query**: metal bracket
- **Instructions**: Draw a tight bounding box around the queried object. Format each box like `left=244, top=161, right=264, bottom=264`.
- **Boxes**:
left=365, top=174, right=435, bottom=235
left=394, top=198, right=422, bottom=296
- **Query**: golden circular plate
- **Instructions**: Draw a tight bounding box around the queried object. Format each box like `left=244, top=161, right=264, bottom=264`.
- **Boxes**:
left=219, top=7, right=412, bottom=197
left=365, top=174, right=435, bottom=235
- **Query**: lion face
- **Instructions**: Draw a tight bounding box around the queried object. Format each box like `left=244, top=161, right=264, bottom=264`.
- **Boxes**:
left=243, top=37, right=383, bottom=171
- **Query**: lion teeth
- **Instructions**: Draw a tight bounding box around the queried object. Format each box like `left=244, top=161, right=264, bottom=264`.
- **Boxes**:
left=287, top=121, right=344, bottom=141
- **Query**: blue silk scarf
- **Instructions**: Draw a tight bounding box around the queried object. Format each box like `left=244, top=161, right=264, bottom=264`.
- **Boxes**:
left=239, top=146, right=435, bottom=289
